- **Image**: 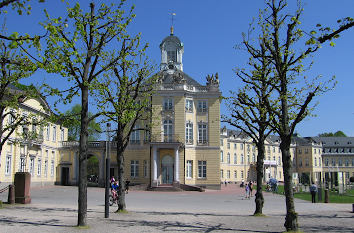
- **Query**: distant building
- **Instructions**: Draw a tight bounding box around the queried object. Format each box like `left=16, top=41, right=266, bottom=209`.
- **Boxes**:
left=0, top=88, right=67, bottom=186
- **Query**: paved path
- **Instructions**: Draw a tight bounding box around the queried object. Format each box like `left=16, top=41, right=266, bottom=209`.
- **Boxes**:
left=0, top=184, right=353, bottom=232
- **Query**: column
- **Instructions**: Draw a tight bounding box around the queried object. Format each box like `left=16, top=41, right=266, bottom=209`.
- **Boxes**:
left=152, top=146, right=158, bottom=186
left=174, top=147, right=179, bottom=182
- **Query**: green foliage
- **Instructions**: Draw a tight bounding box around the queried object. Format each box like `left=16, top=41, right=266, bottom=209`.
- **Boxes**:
left=62, top=104, right=102, bottom=141
left=318, top=130, right=347, bottom=137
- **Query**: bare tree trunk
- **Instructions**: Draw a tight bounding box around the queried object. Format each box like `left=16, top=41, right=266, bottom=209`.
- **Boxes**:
left=254, top=139, right=265, bottom=215
left=116, top=128, right=126, bottom=211
left=281, top=137, right=298, bottom=231
left=78, top=86, right=89, bottom=226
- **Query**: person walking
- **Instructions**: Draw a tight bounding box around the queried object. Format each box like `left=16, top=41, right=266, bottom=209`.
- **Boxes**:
left=248, top=181, right=253, bottom=196
left=245, top=183, right=250, bottom=199
left=310, top=182, right=318, bottom=203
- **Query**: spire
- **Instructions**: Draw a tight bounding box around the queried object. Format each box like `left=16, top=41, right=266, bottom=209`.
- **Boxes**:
left=170, top=12, right=176, bottom=35
left=170, top=26, right=174, bottom=35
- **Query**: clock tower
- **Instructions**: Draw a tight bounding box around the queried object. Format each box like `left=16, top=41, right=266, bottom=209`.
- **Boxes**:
left=159, top=26, right=184, bottom=71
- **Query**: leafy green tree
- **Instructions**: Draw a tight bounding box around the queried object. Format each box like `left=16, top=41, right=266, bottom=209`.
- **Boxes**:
left=0, top=36, right=38, bottom=161
left=63, top=104, right=101, bottom=141
left=41, top=1, right=137, bottom=226
left=318, top=131, right=347, bottom=137
left=223, top=36, right=274, bottom=215
left=94, top=37, right=156, bottom=212
left=256, top=0, right=336, bottom=231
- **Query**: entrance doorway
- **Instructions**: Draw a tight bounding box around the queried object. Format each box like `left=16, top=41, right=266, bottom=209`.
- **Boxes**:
left=161, top=155, right=174, bottom=184
left=61, top=167, right=69, bottom=186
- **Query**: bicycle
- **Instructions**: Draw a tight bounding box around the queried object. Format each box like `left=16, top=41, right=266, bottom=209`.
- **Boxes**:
left=109, top=190, right=118, bottom=206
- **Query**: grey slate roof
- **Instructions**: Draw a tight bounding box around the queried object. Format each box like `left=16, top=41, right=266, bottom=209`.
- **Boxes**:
left=160, top=35, right=183, bottom=47
left=311, top=137, right=354, bottom=148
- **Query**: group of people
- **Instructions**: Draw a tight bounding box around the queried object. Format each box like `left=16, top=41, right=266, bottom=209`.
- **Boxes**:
left=244, top=180, right=254, bottom=199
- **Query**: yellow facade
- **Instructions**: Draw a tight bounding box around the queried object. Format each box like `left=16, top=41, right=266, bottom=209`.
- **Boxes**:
left=0, top=96, right=67, bottom=187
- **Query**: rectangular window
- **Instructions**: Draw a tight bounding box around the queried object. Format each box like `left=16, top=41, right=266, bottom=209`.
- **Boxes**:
left=234, top=153, right=237, bottom=164
left=5, top=155, right=12, bottom=175
left=227, top=142, right=230, bottom=149
left=234, top=170, right=237, bottom=178
left=227, top=170, right=230, bottom=179
left=51, top=160, right=54, bottom=176
left=220, top=151, right=223, bottom=162
left=37, top=158, right=42, bottom=176
left=314, top=157, right=317, bottom=166
left=241, top=171, right=244, bottom=179
left=299, top=159, right=302, bottom=167
left=220, top=169, right=224, bottom=179
left=305, top=158, right=309, bottom=167
left=143, top=160, right=148, bottom=177
left=220, top=139, right=223, bottom=146
left=240, top=144, right=244, bottom=150
left=331, top=158, right=336, bottom=166
left=45, top=124, right=49, bottom=140
left=198, top=123, right=207, bottom=144
left=185, top=99, right=193, bottom=112
left=338, top=159, right=342, bottom=166
left=44, top=160, right=48, bottom=177
left=61, top=128, right=65, bottom=141
left=29, top=157, right=35, bottom=176
left=19, top=157, right=25, bottom=172
left=185, top=122, right=193, bottom=144
left=197, top=100, right=207, bottom=113
left=52, top=125, right=56, bottom=142
left=241, top=154, right=244, bottom=164
left=305, top=148, right=309, bottom=154
left=227, top=153, right=230, bottom=164
left=345, top=159, right=349, bottom=166
left=130, top=160, right=139, bottom=178
left=163, top=98, right=173, bottom=111
left=234, top=143, right=237, bottom=149
left=298, top=149, right=302, bottom=154
left=130, top=124, right=140, bottom=144
left=198, top=160, right=207, bottom=178
left=186, top=160, right=193, bottom=178
left=253, top=154, right=256, bottom=163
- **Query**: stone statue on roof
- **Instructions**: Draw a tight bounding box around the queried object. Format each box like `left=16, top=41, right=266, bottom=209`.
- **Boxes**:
left=206, top=72, right=219, bottom=87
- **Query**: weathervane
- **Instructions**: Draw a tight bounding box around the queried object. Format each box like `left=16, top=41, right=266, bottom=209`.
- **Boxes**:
left=170, top=12, right=176, bottom=35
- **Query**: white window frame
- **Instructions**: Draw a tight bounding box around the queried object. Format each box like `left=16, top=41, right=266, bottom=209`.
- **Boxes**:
left=29, top=157, right=35, bottom=176
left=234, top=170, right=237, bottom=179
left=130, top=160, right=139, bottom=178
left=37, top=158, right=42, bottom=176
left=5, top=155, right=12, bottom=175
left=186, top=160, right=193, bottom=178
left=163, top=98, right=173, bottom=111
left=198, top=122, right=208, bottom=145
left=44, top=160, right=48, bottom=177
left=185, top=99, right=193, bottom=112
left=234, top=153, right=237, bottom=164
left=227, top=153, right=230, bottom=164
left=220, top=151, right=224, bottom=163
left=46, top=124, right=50, bottom=141
left=52, top=125, right=56, bottom=142
left=198, top=160, right=207, bottom=178
left=185, top=122, right=193, bottom=144
left=130, top=124, right=140, bottom=144
left=19, top=156, right=25, bottom=172
left=163, top=119, right=173, bottom=142
left=227, top=170, right=230, bottom=179
left=197, top=100, right=207, bottom=113
left=61, top=128, right=65, bottom=141
left=220, top=169, right=224, bottom=179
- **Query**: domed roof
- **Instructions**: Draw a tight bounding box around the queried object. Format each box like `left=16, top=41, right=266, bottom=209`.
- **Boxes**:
left=160, top=35, right=183, bottom=48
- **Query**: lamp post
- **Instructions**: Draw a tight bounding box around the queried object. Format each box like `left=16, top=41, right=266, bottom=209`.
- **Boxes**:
left=104, top=123, right=111, bottom=218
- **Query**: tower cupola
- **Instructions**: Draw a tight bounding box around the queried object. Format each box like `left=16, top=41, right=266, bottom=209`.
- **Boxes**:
left=159, top=28, right=184, bottom=71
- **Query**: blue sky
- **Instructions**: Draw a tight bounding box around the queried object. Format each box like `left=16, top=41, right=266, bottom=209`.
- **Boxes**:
left=3, top=0, right=354, bottom=137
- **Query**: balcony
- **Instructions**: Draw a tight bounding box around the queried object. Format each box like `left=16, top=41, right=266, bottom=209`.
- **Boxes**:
left=150, top=134, right=181, bottom=143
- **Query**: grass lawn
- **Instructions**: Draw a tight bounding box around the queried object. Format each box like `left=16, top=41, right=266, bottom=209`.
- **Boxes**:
left=255, top=185, right=354, bottom=203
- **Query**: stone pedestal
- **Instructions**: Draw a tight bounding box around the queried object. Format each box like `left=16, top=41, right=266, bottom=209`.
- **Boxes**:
left=14, top=172, right=31, bottom=204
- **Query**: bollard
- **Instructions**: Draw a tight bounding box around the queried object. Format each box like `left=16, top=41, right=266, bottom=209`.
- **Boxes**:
left=324, top=189, right=329, bottom=203
left=8, top=185, right=15, bottom=204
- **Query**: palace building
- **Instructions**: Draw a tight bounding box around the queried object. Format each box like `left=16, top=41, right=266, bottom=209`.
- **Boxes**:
left=1, top=30, right=353, bottom=190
